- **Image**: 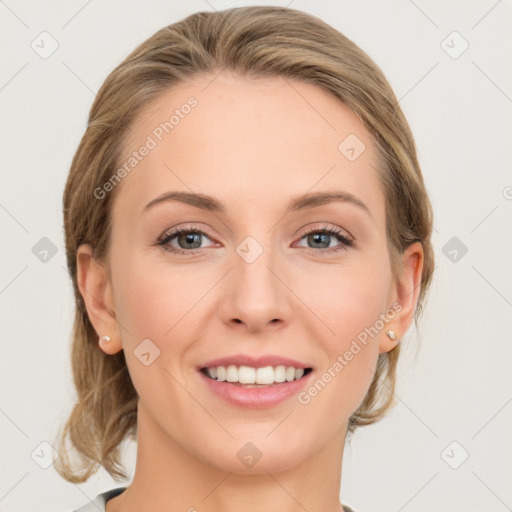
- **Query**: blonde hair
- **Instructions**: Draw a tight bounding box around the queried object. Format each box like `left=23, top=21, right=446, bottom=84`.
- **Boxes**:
left=55, top=5, right=434, bottom=483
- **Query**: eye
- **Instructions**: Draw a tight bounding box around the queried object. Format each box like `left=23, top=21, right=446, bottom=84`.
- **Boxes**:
left=157, top=225, right=217, bottom=255
left=156, top=223, right=354, bottom=256
left=295, top=224, right=354, bottom=255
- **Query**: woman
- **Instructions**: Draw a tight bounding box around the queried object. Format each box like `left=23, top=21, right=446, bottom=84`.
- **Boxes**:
left=56, top=6, right=434, bottom=512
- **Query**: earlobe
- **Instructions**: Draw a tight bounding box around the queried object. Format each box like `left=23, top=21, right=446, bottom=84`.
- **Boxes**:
left=76, top=244, right=123, bottom=354
left=379, top=328, right=400, bottom=354
left=379, top=241, right=424, bottom=354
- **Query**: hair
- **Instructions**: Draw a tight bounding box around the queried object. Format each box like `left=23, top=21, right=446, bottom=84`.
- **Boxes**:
left=55, top=5, right=434, bottom=483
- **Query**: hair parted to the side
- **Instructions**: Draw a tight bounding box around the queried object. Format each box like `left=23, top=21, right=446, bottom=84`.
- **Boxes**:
left=55, top=5, right=434, bottom=483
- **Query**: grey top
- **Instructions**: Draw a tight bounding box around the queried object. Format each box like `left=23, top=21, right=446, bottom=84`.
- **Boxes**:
left=70, top=486, right=357, bottom=512
left=70, top=487, right=126, bottom=511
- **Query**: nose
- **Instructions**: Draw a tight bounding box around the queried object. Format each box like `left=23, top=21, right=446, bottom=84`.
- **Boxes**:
left=218, top=239, right=292, bottom=334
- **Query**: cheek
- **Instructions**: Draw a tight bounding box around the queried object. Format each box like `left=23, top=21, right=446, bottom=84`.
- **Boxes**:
left=115, top=269, right=172, bottom=341
left=112, top=256, right=196, bottom=414
left=110, top=248, right=194, bottom=379
left=297, top=259, right=391, bottom=409
left=305, top=258, right=392, bottom=344
left=112, top=241, right=198, bottom=337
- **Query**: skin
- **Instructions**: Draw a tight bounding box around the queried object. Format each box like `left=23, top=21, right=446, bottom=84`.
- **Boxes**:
left=77, top=71, right=423, bottom=512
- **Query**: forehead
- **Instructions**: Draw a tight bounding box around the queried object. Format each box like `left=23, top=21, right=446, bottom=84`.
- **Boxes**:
left=114, top=71, right=384, bottom=221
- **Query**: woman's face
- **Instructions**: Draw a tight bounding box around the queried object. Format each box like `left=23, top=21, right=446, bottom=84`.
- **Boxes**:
left=85, top=71, right=421, bottom=474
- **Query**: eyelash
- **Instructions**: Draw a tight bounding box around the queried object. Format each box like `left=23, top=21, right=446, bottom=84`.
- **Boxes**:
left=156, top=224, right=354, bottom=256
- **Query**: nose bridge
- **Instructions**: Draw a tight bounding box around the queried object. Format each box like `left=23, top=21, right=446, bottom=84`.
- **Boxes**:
left=222, top=230, right=290, bottom=329
left=235, top=232, right=281, bottom=301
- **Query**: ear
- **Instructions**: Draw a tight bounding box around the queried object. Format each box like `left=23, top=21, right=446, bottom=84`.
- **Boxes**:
left=76, top=244, right=123, bottom=355
left=379, top=241, right=424, bottom=354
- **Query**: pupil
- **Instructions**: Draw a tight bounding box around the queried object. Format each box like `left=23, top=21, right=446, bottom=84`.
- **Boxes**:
left=180, top=232, right=201, bottom=249
left=310, top=233, right=328, bottom=248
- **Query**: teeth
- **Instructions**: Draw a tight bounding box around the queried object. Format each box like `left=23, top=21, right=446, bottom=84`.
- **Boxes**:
left=204, top=365, right=308, bottom=384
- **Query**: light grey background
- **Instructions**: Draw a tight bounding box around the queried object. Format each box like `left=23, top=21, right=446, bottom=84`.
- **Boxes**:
left=1, top=1, right=511, bottom=511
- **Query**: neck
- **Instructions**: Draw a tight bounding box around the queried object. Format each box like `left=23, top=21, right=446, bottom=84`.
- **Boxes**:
left=107, top=403, right=348, bottom=512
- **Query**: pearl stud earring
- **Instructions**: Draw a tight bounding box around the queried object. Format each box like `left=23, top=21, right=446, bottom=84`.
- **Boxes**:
left=100, top=335, right=111, bottom=343
left=385, top=330, right=397, bottom=341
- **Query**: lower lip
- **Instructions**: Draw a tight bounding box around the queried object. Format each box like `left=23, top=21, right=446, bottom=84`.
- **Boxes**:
left=199, top=370, right=313, bottom=408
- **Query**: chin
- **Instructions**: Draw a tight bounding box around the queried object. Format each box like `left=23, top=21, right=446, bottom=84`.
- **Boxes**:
left=200, top=436, right=310, bottom=475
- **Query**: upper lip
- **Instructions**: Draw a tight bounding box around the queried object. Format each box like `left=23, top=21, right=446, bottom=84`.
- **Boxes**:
left=199, top=354, right=312, bottom=370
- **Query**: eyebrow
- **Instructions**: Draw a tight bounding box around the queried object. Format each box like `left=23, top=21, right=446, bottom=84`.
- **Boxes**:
left=143, top=190, right=371, bottom=217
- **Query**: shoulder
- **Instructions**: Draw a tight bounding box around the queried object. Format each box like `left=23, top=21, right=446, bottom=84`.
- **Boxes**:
left=69, top=487, right=127, bottom=512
